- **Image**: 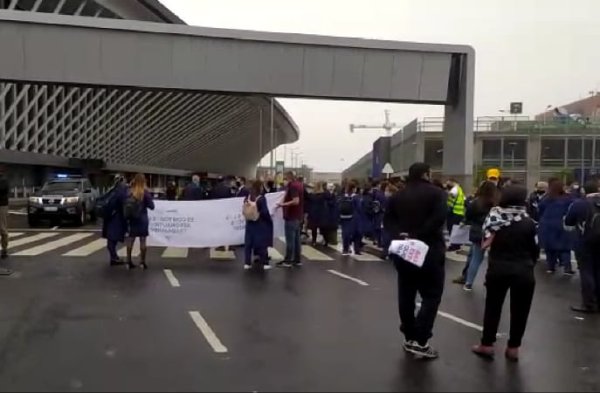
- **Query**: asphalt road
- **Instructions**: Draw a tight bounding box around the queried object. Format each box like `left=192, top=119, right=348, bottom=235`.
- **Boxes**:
left=0, top=226, right=599, bottom=392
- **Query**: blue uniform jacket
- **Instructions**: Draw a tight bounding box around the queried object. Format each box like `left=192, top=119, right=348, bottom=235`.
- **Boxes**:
left=102, top=184, right=128, bottom=242
left=564, top=194, right=600, bottom=250
left=539, top=195, right=574, bottom=251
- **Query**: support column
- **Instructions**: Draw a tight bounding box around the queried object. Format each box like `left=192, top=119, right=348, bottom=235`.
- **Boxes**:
left=443, top=52, right=475, bottom=193
left=526, top=133, right=541, bottom=190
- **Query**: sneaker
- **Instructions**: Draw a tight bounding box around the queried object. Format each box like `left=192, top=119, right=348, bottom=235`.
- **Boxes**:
left=110, top=259, right=124, bottom=266
left=452, top=276, right=466, bottom=285
left=463, top=284, right=473, bottom=292
left=292, top=261, right=303, bottom=267
left=564, top=270, right=576, bottom=276
left=263, top=264, right=272, bottom=271
left=342, top=250, right=351, bottom=256
left=408, top=342, right=439, bottom=360
left=402, top=340, right=418, bottom=353
left=276, top=261, right=293, bottom=268
left=570, top=304, right=598, bottom=313
left=472, top=344, right=495, bottom=359
left=243, top=264, right=252, bottom=270
left=546, top=269, right=555, bottom=274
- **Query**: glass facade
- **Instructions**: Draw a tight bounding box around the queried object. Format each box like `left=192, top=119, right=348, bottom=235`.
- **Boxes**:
left=482, top=139, right=501, bottom=167
left=541, top=138, right=566, bottom=167
left=423, top=139, right=444, bottom=169
left=503, top=138, right=527, bottom=168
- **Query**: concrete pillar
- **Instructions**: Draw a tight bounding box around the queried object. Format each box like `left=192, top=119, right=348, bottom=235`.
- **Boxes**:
left=443, top=52, right=475, bottom=193
left=526, top=134, right=542, bottom=190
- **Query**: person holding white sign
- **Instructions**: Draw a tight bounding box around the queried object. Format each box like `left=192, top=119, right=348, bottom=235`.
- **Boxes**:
left=242, top=180, right=273, bottom=270
left=384, top=163, right=447, bottom=360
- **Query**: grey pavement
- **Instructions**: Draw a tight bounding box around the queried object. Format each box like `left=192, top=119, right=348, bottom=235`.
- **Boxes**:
left=0, top=229, right=599, bottom=392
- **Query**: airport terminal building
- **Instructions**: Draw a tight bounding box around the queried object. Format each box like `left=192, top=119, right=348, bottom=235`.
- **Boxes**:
left=343, top=95, right=600, bottom=189
left=0, top=0, right=299, bottom=191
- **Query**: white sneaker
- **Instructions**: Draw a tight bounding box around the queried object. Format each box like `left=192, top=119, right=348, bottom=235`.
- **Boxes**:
left=243, top=264, right=252, bottom=270
left=263, top=264, right=272, bottom=270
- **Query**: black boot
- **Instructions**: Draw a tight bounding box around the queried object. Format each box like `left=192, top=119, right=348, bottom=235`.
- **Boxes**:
left=140, top=248, right=148, bottom=270
left=1, top=249, right=7, bottom=259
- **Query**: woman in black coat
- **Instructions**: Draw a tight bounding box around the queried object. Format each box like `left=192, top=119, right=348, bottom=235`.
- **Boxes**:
left=472, top=185, right=539, bottom=361
left=307, top=182, right=333, bottom=246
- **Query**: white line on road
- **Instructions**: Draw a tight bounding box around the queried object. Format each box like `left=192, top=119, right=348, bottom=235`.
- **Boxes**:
left=64, top=238, right=107, bottom=257
left=8, top=210, right=27, bottom=216
left=163, top=269, right=180, bottom=287
left=162, top=247, right=189, bottom=258
left=188, top=311, right=228, bottom=353
left=327, top=269, right=369, bottom=286
left=437, top=310, right=484, bottom=331
left=13, top=233, right=94, bottom=256
left=8, top=232, right=24, bottom=238
left=9, top=232, right=59, bottom=248
left=51, top=226, right=59, bottom=231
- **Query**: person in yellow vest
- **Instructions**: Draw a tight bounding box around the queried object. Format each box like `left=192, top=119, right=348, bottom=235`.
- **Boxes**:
left=446, top=178, right=466, bottom=252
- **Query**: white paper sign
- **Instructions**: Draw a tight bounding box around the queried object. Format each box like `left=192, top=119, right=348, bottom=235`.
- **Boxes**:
left=449, top=224, right=471, bottom=245
left=147, top=192, right=285, bottom=248
left=388, top=239, right=429, bottom=268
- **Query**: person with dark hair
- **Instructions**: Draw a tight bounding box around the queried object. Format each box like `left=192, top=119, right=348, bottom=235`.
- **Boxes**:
left=242, top=180, right=272, bottom=270
left=339, top=181, right=364, bottom=255
left=526, top=181, right=548, bottom=221
left=384, top=163, right=447, bottom=359
left=212, top=176, right=235, bottom=199
left=538, top=178, right=575, bottom=275
left=277, top=171, right=304, bottom=268
left=472, top=185, right=538, bottom=361
left=236, top=177, right=250, bottom=198
left=565, top=179, right=600, bottom=313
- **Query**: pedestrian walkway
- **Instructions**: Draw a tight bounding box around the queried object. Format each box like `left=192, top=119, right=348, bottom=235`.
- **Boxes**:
left=4, top=232, right=386, bottom=263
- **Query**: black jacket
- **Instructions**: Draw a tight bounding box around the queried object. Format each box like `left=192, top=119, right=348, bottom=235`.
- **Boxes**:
left=488, top=218, right=539, bottom=276
left=384, top=179, right=447, bottom=255
left=0, top=175, right=8, bottom=207
left=465, top=198, right=493, bottom=244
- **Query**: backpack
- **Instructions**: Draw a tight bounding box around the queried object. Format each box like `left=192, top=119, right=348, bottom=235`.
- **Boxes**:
left=362, top=193, right=381, bottom=216
left=242, top=196, right=261, bottom=221
left=339, top=195, right=354, bottom=219
left=123, top=194, right=143, bottom=220
left=584, top=201, right=600, bottom=242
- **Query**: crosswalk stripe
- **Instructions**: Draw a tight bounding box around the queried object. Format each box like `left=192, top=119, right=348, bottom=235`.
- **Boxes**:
left=64, top=238, right=107, bottom=257
left=162, top=247, right=189, bottom=258
left=209, top=248, right=235, bottom=260
left=9, top=232, right=59, bottom=248
left=268, top=247, right=284, bottom=261
left=118, top=242, right=140, bottom=258
left=13, top=233, right=94, bottom=256
left=8, top=232, right=24, bottom=238
left=301, top=245, right=333, bottom=261
left=329, top=244, right=383, bottom=261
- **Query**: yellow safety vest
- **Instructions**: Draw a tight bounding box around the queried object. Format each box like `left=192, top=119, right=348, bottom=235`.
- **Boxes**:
left=447, top=186, right=465, bottom=217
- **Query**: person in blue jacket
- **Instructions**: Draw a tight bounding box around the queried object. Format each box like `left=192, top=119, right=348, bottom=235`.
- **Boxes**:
left=101, top=174, right=128, bottom=266
left=339, top=181, right=363, bottom=255
left=307, top=182, right=334, bottom=246
left=180, top=175, right=204, bottom=201
left=370, top=181, right=387, bottom=246
left=565, top=179, right=600, bottom=313
left=243, top=180, right=273, bottom=270
left=538, top=178, right=575, bottom=274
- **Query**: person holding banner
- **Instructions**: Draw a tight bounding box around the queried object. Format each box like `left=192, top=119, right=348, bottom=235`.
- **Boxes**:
left=243, top=180, right=273, bottom=270
left=384, top=163, right=447, bottom=360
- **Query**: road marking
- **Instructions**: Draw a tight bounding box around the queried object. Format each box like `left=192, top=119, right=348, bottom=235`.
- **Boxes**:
left=118, top=242, right=140, bottom=258
left=446, top=252, right=468, bottom=263
left=415, top=302, right=484, bottom=331
left=301, top=245, right=333, bottom=261
left=8, top=232, right=24, bottom=238
left=63, top=238, right=106, bottom=257
left=188, top=311, right=228, bottom=353
left=13, top=233, right=94, bottom=256
left=268, top=247, right=284, bottom=261
left=8, top=210, right=27, bottom=216
left=9, top=232, right=59, bottom=248
left=329, top=244, right=382, bottom=261
left=11, top=228, right=101, bottom=233
left=162, top=247, right=189, bottom=258
left=51, top=226, right=59, bottom=231
left=209, top=248, right=235, bottom=260
left=327, top=269, right=369, bottom=286
left=163, top=269, right=180, bottom=287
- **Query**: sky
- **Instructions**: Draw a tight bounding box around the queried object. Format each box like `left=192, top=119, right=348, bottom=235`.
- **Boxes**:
left=161, top=0, right=600, bottom=172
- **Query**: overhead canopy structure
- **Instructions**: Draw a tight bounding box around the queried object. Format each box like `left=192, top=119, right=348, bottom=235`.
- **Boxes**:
left=0, top=4, right=474, bottom=181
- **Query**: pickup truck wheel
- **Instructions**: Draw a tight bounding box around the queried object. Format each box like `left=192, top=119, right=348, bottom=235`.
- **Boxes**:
left=76, top=206, right=86, bottom=226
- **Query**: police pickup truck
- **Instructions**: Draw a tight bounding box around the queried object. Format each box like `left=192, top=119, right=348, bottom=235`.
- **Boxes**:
left=28, top=175, right=99, bottom=227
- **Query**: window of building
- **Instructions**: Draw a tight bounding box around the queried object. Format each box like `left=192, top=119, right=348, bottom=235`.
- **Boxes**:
left=541, top=138, right=565, bottom=167
left=503, top=139, right=527, bottom=168
left=481, top=139, right=501, bottom=167
left=567, top=138, right=593, bottom=167
left=423, top=139, right=444, bottom=169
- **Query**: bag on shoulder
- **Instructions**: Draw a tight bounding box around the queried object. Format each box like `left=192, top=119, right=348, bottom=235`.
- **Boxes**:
left=585, top=201, right=600, bottom=241
left=123, top=194, right=143, bottom=220
left=243, top=196, right=261, bottom=222
left=339, top=195, right=354, bottom=219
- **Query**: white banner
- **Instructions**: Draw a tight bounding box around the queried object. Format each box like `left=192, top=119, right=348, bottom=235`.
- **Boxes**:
left=147, top=192, right=285, bottom=248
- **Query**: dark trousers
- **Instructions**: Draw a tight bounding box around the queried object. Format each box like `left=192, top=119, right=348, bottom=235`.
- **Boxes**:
left=244, top=244, right=268, bottom=266
left=575, top=246, right=600, bottom=309
left=392, top=254, right=445, bottom=346
left=482, top=270, right=535, bottom=348
left=106, top=239, right=119, bottom=262
left=284, top=219, right=301, bottom=263
left=341, top=220, right=361, bottom=253
left=546, top=250, right=573, bottom=272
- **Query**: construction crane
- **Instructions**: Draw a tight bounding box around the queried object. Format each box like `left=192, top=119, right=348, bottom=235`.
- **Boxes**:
left=349, top=109, right=398, bottom=138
